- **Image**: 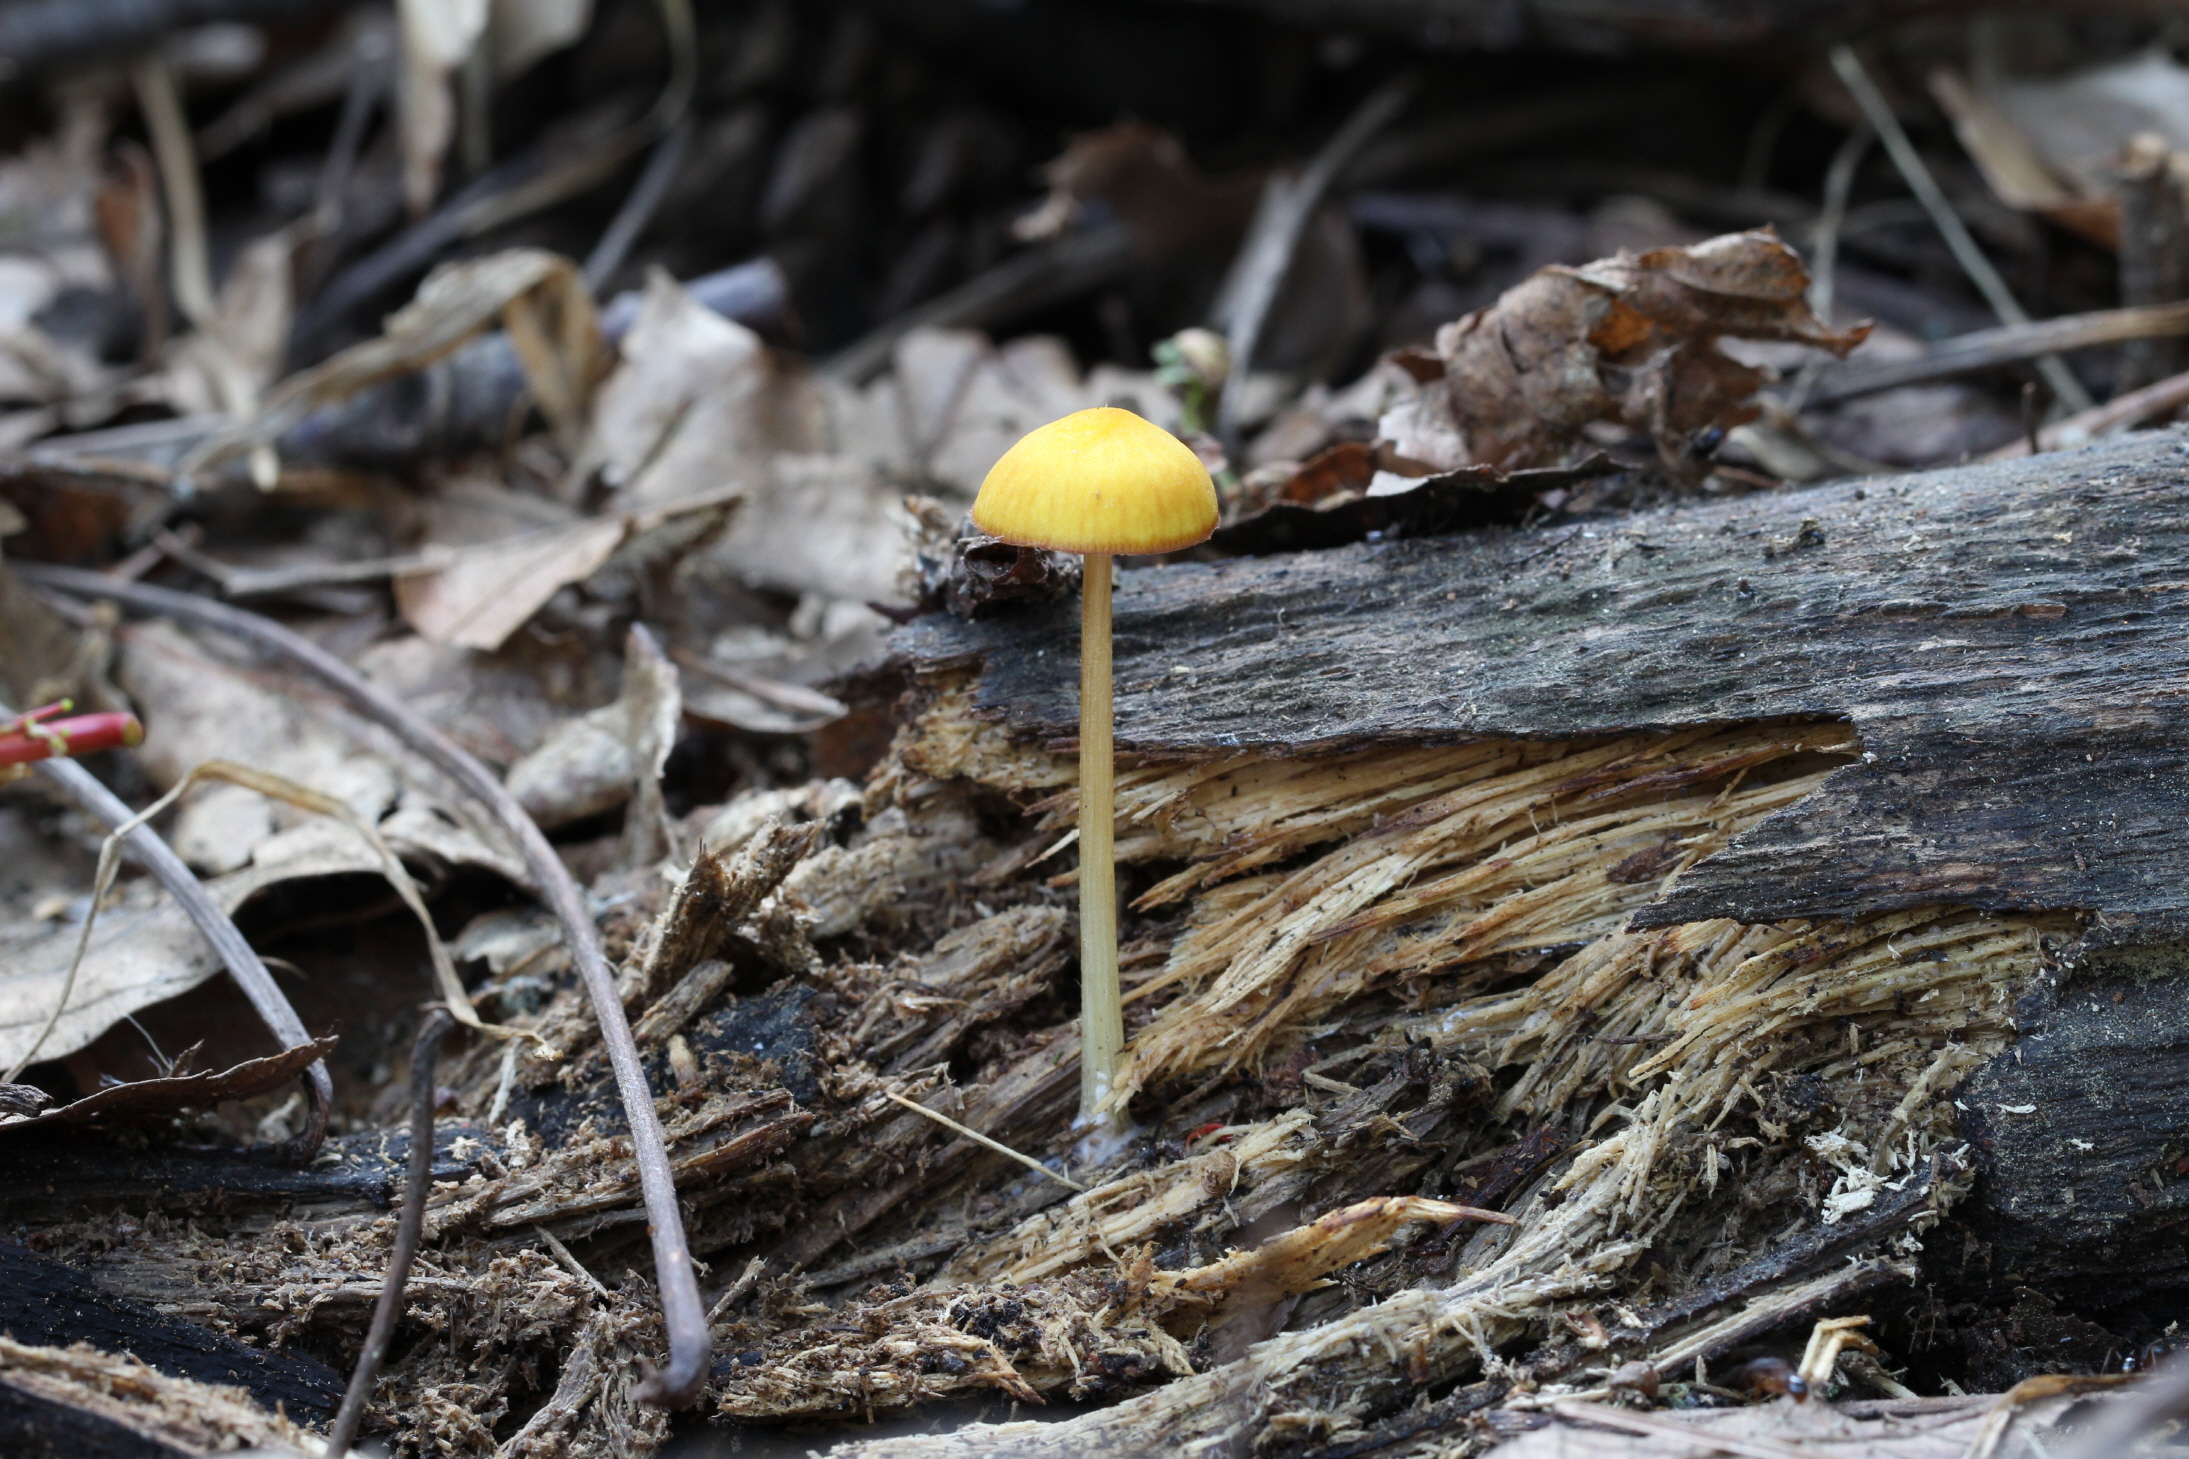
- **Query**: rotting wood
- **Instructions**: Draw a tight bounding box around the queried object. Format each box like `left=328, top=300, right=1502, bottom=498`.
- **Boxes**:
left=28, top=441, right=2189, bottom=1455
left=0, top=1121, right=501, bottom=1224
left=0, top=1241, right=340, bottom=1419
left=888, top=431, right=2189, bottom=934
left=0, top=1336, right=319, bottom=1457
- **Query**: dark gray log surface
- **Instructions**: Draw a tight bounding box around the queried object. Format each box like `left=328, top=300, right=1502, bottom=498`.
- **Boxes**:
left=0, top=1122, right=498, bottom=1224
left=0, top=1242, right=341, bottom=1419
left=891, top=430, right=2189, bottom=932
left=1951, top=940, right=2189, bottom=1314
left=0, top=1383, right=188, bottom=1459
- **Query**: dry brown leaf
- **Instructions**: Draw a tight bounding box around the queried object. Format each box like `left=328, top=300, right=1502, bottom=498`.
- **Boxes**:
left=0, top=839, right=380, bottom=1072
left=184, top=248, right=602, bottom=474
left=396, top=515, right=625, bottom=651
left=1399, top=229, right=1869, bottom=473
left=1020, top=120, right=1261, bottom=259
left=1936, top=50, right=2189, bottom=249
left=0, top=1036, right=335, bottom=1135
left=589, top=268, right=807, bottom=515
left=118, top=616, right=521, bottom=881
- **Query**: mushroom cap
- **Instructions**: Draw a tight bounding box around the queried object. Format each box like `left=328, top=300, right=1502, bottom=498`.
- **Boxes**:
left=971, top=406, right=1218, bottom=555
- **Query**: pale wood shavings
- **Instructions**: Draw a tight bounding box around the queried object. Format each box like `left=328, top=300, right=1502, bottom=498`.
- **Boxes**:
left=939, top=1110, right=1314, bottom=1285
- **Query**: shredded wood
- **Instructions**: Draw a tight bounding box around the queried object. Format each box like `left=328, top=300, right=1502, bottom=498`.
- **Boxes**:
left=0, top=1334, right=319, bottom=1455
left=38, top=674, right=2069, bottom=1456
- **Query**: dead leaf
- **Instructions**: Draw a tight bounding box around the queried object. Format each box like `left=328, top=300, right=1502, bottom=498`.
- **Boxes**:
left=116, top=617, right=520, bottom=881
left=1936, top=49, right=2189, bottom=249
left=395, top=508, right=626, bottom=652
left=162, top=227, right=296, bottom=424
left=0, top=846, right=377, bottom=1072
left=0, top=1036, right=336, bottom=1134
left=185, top=249, right=602, bottom=474
left=488, top=0, right=594, bottom=79
left=1408, top=229, right=1869, bottom=472
left=1022, top=120, right=1260, bottom=260
left=396, top=0, right=489, bottom=215
left=587, top=268, right=802, bottom=515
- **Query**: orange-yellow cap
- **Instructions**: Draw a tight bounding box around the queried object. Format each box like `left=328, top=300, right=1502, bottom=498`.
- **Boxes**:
left=971, top=406, right=1218, bottom=556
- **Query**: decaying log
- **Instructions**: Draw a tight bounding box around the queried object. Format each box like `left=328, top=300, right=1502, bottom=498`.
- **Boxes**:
left=841, top=431, right=2189, bottom=1456
left=0, top=1122, right=500, bottom=1224
left=0, top=1242, right=340, bottom=1419
left=1948, top=940, right=2189, bottom=1315
left=892, top=431, right=2189, bottom=935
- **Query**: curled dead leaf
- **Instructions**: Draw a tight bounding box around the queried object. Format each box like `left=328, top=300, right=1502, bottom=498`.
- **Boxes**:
left=1409, top=229, right=1870, bottom=473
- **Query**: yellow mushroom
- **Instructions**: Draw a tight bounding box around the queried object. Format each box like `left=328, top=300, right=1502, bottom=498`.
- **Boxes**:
left=972, top=407, right=1218, bottom=1131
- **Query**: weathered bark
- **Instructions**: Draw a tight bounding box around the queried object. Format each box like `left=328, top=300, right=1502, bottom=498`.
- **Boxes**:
left=891, top=431, right=2189, bottom=936
left=0, top=1243, right=341, bottom=1419
left=0, top=1122, right=499, bottom=1224
left=879, top=430, right=2189, bottom=1437
left=0, top=1384, right=188, bottom=1459
left=1947, top=939, right=2189, bottom=1315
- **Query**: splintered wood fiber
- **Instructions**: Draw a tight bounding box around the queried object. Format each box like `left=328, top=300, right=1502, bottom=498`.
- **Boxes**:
left=39, top=667, right=2068, bottom=1457
left=786, top=667, right=2069, bottom=1452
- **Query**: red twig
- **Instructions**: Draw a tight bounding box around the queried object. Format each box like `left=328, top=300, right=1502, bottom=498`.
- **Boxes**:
left=0, top=708, right=144, bottom=766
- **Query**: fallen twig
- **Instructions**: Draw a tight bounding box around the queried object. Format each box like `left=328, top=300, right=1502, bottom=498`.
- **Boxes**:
left=704, top=1257, right=766, bottom=1325
left=1212, top=76, right=1412, bottom=446
left=1803, top=121, right=1870, bottom=329
left=324, top=1007, right=455, bottom=1459
left=17, top=567, right=714, bottom=1408
left=1985, top=362, right=2189, bottom=458
left=883, top=1089, right=1089, bottom=1193
left=0, top=695, right=332, bottom=1158
left=1830, top=45, right=2094, bottom=414
left=1807, top=300, right=2189, bottom=407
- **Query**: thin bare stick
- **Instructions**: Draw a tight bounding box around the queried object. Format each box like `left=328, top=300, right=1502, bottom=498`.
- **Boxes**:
left=704, top=1256, right=766, bottom=1325
left=584, top=116, right=693, bottom=290
left=535, top=1225, right=611, bottom=1298
left=17, top=567, right=712, bottom=1408
left=1985, top=362, right=2189, bottom=459
left=1213, top=76, right=1413, bottom=446
left=1829, top=45, right=2094, bottom=414
left=884, top=1090, right=1088, bottom=1193
left=130, top=56, right=216, bottom=332
left=1808, top=299, right=2189, bottom=408
left=325, top=1008, right=455, bottom=1458
left=0, top=697, right=331, bottom=1157
left=1807, top=123, right=1869, bottom=324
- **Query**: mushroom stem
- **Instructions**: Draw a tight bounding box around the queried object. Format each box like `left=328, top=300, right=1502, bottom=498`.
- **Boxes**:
left=1077, top=550, right=1124, bottom=1131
